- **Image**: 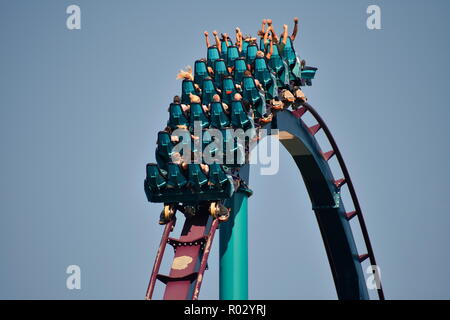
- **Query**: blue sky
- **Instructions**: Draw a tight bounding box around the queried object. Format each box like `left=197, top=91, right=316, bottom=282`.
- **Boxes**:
left=1, top=0, right=450, bottom=299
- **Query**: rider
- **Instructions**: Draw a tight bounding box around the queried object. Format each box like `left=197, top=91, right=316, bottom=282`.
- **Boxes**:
left=211, top=94, right=230, bottom=113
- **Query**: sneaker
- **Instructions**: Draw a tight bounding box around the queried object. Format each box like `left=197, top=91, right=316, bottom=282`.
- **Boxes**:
left=159, top=204, right=175, bottom=225
left=209, top=202, right=230, bottom=222
left=217, top=204, right=230, bottom=222
left=271, top=100, right=284, bottom=111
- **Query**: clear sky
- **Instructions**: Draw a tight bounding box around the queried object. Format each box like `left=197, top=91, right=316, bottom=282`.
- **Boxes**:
left=1, top=0, right=450, bottom=299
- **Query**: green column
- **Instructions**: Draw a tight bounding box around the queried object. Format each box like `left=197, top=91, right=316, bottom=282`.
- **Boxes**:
left=219, top=190, right=248, bottom=300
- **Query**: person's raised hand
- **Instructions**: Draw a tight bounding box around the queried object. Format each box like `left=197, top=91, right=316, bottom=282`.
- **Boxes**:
left=294, top=17, right=299, bottom=24
left=267, top=19, right=272, bottom=26
left=262, top=19, right=267, bottom=25
left=283, top=24, right=288, bottom=30
left=212, top=30, right=218, bottom=36
left=204, top=31, right=208, bottom=37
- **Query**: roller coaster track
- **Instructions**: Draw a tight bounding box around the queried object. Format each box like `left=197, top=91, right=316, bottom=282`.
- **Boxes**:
left=287, top=102, right=384, bottom=300
left=145, top=104, right=384, bottom=300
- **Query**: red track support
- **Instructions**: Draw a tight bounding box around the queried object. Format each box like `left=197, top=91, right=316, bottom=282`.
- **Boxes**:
left=192, top=218, right=219, bottom=300
left=145, top=219, right=175, bottom=300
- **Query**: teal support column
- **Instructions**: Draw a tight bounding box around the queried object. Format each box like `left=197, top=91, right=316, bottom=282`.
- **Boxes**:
left=219, top=190, right=249, bottom=300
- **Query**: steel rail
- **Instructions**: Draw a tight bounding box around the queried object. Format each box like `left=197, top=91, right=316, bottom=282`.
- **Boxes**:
left=297, top=102, right=385, bottom=300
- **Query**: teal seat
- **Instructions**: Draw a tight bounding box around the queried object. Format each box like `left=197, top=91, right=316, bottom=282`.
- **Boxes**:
left=221, top=76, right=237, bottom=105
left=155, top=131, right=173, bottom=170
left=301, top=66, right=318, bottom=80
left=220, top=39, right=232, bottom=60
left=202, top=130, right=218, bottom=159
left=259, top=38, right=269, bottom=53
left=226, top=45, right=240, bottom=68
left=234, top=57, right=247, bottom=84
left=207, top=46, right=220, bottom=68
left=280, top=38, right=302, bottom=82
left=201, top=78, right=220, bottom=106
left=145, top=163, right=167, bottom=191
left=208, top=163, right=229, bottom=187
left=288, top=57, right=303, bottom=83
left=187, top=164, right=208, bottom=190
left=167, top=103, right=189, bottom=130
left=268, top=45, right=290, bottom=86
left=246, top=44, right=258, bottom=65
left=210, top=101, right=230, bottom=129
left=214, top=59, right=229, bottom=89
left=242, top=76, right=266, bottom=119
left=253, top=57, right=278, bottom=99
left=189, top=103, right=210, bottom=129
left=281, top=37, right=297, bottom=67
left=194, top=59, right=209, bottom=88
left=181, top=79, right=196, bottom=104
left=221, top=129, right=242, bottom=166
left=230, top=100, right=252, bottom=129
left=241, top=41, right=249, bottom=58
left=166, top=163, right=187, bottom=189
left=174, top=128, right=194, bottom=157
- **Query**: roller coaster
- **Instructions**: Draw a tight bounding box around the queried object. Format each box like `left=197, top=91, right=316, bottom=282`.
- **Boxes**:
left=143, top=21, right=384, bottom=300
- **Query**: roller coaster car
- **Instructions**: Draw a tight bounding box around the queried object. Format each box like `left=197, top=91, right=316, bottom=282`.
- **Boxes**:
left=201, top=77, right=220, bottom=106
left=226, top=45, right=240, bottom=68
left=167, top=103, right=189, bottom=130
left=253, top=57, right=278, bottom=100
left=213, top=59, right=229, bottom=89
left=194, top=59, right=209, bottom=88
left=189, top=103, right=210, bottom=130
left=210, top=102, right=230, bottom=129
left=207, top=46, right=220, bottom=68
left=144, top=162, right=235, bottom=203
left=245, top=44, right=258, bottom=65
left=181, top=79, right=197, bottom=104
left=301, top=66, right=318, bottom=86
left=233, top=57, right=248, bottom=84
left=242, top=76, right=267, bottom=119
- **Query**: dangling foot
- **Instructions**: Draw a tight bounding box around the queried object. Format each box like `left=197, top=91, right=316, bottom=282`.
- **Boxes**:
left=159, top=204, right=176, bottom=225
left=271, top=99, right=284, bottom=111
left=294, top=87, right=307, bottom=102
left=217, top=204, right=230, bottom=222
left=280, top=89, right=295, bottom=104
left=209, top=202, right=230, bottom=222
left=258, top=113, right=273, bottom=125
